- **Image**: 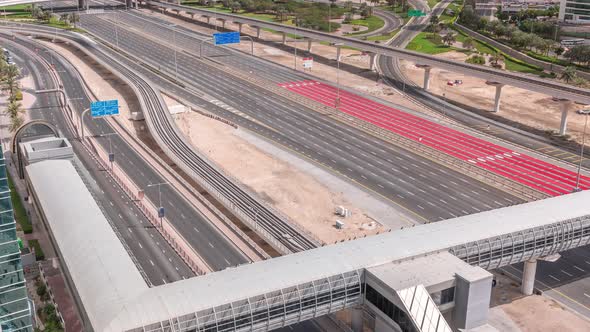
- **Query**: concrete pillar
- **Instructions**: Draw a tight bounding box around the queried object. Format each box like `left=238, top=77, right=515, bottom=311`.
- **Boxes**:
left=423, top=67, right=431, bottom=90
left=237, top=22, right=243, bottom=34
left=486, top=82, right=505, bottom=113
left=368, top=52, right=377, bottom=71
left=453, top=267, right=493, bottom=330
left=281, top=31, right=286, bottom=44
left=336, top=45, right=342, bottom=62
left=560, top=100, right=571, bottom=136
left=255, top=26, right=261, bottom=39
left=205, top=16, right=210, bottom=24
left=521, top=259, right=537, bottom=296
left=78, top=0, right=86, bottom=10
left=125, top=0, right=132, bottom=8
left=220, top=19, right=226, bottom=30
left=307, top=38, right=313, bottom=52
left=351, top=308, right=363, bottom=332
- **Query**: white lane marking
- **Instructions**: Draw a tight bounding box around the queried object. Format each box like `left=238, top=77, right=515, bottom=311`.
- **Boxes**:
left=193, top=227, right=199, bottom=233
left=162, top=279, right=167, bottom=284
left=561, top=270, right=573, bottom=277
left=549, top=275, right=560, bottom=281
left=574, top=265, right=585, bottom=272
left=128, top=228, right=133, bottom=233
left=138, top=243, right=143, bottom=249
left=208, top=242, right=215, bottom=248
left=584, top=293, right=590, bottom=299
left=150, top=260, right=155, bottom=266
left=225, top=259, right=231, bottom=265
left=417, top=205, right=425, bottom=210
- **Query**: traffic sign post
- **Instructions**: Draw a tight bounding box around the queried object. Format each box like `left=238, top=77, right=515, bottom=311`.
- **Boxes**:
left=408, top=9, right=426, bottom=17
left=90, top=99, right=119, bottom=117
left=213, top=31, right=240, bottom=45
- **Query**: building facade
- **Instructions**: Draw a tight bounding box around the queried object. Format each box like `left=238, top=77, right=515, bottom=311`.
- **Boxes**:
left=0, top=148, right=33, bottom=331
left=560, top=0, right=590, bottom=23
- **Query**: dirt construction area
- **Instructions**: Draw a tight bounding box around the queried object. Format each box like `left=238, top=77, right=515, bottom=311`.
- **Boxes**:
left=173, top=105, right=387, bottom=244
left=400, top=51, right=589, bottom=144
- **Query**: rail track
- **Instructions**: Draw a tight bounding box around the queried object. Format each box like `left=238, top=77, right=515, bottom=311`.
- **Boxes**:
left=4, top=23, right=320, bottom=253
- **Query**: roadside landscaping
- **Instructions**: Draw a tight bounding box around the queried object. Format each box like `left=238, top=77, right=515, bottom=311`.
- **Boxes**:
left=8, top=174, right=32, bottom=234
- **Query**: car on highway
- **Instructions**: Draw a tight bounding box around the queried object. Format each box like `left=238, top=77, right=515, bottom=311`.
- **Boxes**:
left=577, top=109, right=590, bottom=115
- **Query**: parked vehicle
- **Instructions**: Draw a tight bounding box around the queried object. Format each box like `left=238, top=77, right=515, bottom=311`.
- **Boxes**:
left=447, top=81, right=455, bottom=86
left=454, top=79, right=463, bottom=85
left=577, top=108, right=590, bottom=115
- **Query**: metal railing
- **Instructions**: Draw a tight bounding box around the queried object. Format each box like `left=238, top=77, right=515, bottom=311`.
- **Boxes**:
left=451, top=214, right=590, bottom=270
left=128, top=270, right=363, bottom=332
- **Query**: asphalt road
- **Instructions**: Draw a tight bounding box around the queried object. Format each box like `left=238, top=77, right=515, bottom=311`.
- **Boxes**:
left=4, top=35, right=194, bottom=285
left=5, top=32, right=250, bottom=271
left=79, top=11, right=523, bottom=223
left=375, top=0, right=590, bottom=319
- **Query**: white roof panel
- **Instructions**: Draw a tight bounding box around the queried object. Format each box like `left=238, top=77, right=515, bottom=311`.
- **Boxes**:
left=25, top=158, right=590, bottom=331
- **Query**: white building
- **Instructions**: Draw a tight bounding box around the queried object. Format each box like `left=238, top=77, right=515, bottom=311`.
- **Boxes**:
left=559, top=0, right=590, bottom=23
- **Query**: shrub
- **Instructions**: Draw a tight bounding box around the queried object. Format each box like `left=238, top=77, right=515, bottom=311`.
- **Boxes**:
left=466, top=55, right=486, bottom=65
left=28, top=239, right=45, bottom=261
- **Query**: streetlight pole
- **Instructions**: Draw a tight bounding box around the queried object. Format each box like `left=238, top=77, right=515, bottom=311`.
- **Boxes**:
left=147, top=182, right=170, bottom=228
left=99, top=132, right=118, bottom=169
left=171, top=24, right=178, bottom=79
left=574, top=113, right=589, bottom=192
left=336, top=52, right=341, bottom=108
left=114, top=11, right=120, bottom=49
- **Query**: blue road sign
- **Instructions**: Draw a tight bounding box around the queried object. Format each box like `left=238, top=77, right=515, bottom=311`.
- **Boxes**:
left=158, top=207, right=165, bottom=218
left=90, top=99, right=119, bottom=117
left=213, top=32, right=240, bottom=45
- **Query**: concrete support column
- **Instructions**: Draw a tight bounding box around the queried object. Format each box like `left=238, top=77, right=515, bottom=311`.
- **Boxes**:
left=416, top=65, right=431, bottom=90
left=205, top=16, right=210, bottom=24
left=281, top=31, right=287, bottom=44
left=125, top=0, right=132, bottom=8
left=307, top=38, right=313, bottom=52
left=336, top=45, right=342, bottom=62
left=220, top=19, right=226, bottom=30
left=368, top=52, right=377, bottom=71
left=255, top=26, right=261, bottom=39
left=453, top=267, right=493, bottom=330
left=351, top=308, right=363, bottom=332
left=486, top=81, right=504, bottom=113
left=521, top=259, right=537, bottom=296
left=237, top=22, right=243, bottom=34
left=559, top=100, right=572, bottom=136
left=78, top=0, right=86, bottom=10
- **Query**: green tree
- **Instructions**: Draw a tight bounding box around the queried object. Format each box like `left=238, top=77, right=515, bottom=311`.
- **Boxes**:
left=490, top=52, right=504, bottom=67
left=462, top=37, right=475, bottom=50
left=561, top=66, right=578, bottom=83
left=430, top=14, right=439, bottom=25
left=230, top=1, right=241, bottom=13
left=69, top=13, right=80, bottom=28
left=2, top=64, right=19, bottom=98
left=442, top=32, right=456, bottom=46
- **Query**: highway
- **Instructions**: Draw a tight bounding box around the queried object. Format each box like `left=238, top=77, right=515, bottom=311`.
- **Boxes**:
left=4, top=30, right=251, bottom=271
left=145, top=0, right=590, bottom=105
left=5, top=23, right=332, bottom=332
left=3, top=34, right=194, bottom=285
left=77, top=11, right=524, bottom=223
left=373, top=0, right=590, bottom=318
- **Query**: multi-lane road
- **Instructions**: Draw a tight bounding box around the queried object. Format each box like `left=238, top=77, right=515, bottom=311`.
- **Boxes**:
left=78, top=11, right=523, bottom=223
left=4, top=35, right=193, bottom=285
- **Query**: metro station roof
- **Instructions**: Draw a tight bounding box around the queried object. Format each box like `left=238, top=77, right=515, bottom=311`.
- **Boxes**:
left=26, top=159, right=590, bottom=331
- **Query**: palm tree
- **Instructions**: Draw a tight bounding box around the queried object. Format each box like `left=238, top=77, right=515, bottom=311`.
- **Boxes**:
left=442, top=32, right=456, bottom=46
left=462, top=37, right=475, bottom=50
left=69, top=13, right=80, bottom=28
left=1, top=65, right=19, bottom=98
left=4, top=100, right=23, bottom=119
left=8, top=115, right=23, bottom=133
left=561, top=66, right=577, bottom=83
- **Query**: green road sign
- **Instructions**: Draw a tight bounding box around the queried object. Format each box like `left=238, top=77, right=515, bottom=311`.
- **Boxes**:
left=408, top=9, right=426, bottom=17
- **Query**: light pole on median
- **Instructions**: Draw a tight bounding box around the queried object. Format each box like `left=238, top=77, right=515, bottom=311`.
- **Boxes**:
left=147, top=182, right=170, bottom=228
left=573, top=113, right=589, bottom=192
left=169, top=23, right=178, bottom=79
left=97, top=132, right=118, bottom=170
